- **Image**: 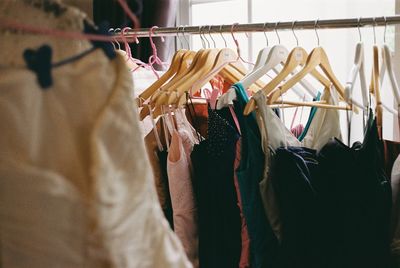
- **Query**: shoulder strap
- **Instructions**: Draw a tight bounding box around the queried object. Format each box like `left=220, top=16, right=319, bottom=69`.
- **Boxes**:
left=148, top=104, right=163, bottom=151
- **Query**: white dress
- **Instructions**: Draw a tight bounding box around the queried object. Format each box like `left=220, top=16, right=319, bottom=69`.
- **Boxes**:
left=0, top=1, right=191, bottom=267
left=253, top=87, right=342, bottom=242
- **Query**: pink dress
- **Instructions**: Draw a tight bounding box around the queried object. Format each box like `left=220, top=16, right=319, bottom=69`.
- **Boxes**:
left=167, top=110, right=199, bottom=268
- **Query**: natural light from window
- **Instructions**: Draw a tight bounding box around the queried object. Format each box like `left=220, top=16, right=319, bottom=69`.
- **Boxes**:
left=186, top=0, right=398, bottom=142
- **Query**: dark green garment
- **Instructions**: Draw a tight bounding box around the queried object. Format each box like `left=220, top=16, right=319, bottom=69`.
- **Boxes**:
left=298, top=91, right=322, bottom=142
left=233, top=83, right=279, bottom=268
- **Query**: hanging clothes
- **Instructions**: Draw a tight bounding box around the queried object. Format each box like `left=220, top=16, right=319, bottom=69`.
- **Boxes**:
left=232, top=82, right=279, bottom=268
left=270, top=111, right=391, bottom=268
left=253, top=87, right=341, bottom=241
left=167, top=108, right=200, bottom=268
left=191, top=106, right=242, bottom=268
left=144, top=116, right=174, bottom=228
left=234, top=137, right=252, bottom=268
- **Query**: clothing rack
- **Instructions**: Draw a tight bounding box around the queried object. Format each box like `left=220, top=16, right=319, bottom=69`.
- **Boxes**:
left=125, top=15, right=400, bottom=38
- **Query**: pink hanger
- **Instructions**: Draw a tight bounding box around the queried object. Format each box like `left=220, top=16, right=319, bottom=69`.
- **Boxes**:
left=147, top=26, right=170, bottom=79
left=116, top=0, right=140, bottom=29
left=120, top=27, right=149, bottom=72
left=230, top=23, right=254, bottom=66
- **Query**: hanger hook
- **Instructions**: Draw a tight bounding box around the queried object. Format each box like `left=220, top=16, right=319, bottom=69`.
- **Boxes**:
left=202, top=26, right=210, bottom=48
left=176, top=25, right=183, bottom=48
left=208, top=25, right=216, bottom=48
left=263, top=22, right=269, bottom=46
left=230, top=23, right=242, bottom=59
left=372, top=17, right=377, bottom=44
left=114, top=28, right=122, bottom=50
left=108, top=28, right=117, bottom=50
left=383, top=16, right=388, bottom=43
left=292, top=21, right=299, bottom=46
left=182, top=25, right=190, bottom=49
left=199, top=26, right=206, bottom=49
left=124, top=26, right=139, bottom=44
left=357, top=17, right=362, bottom=42
left=314, top=18, right=320, bottom=46
left=275, top=21, right=281, bottom=44
left=219, top=24, right=227, bottom=47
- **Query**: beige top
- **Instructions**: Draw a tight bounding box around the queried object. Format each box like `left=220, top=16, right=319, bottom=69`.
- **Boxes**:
left=253, top=87, right=342, bottom=241
left=0, top=2, right=192, bottom=267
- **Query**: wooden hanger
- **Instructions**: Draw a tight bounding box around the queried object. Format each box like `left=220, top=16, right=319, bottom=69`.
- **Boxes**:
left=267, top=19, right=346, bottom=106
left=168, top=48, right=237, bottom=104
left=174, top=48, right=243, bottom=106
left=152, top=25, right=217, bottom=105
left=267, top=47, right=346, bottom=105
left=151, top=48, right=210, bottom=106
left=380, top=17, right=400, bottom=111
left=380, top=44, right=400, bottom=108
left=366, top=47, right=397, bottom=116
left=244, top=46, right=331, bottom=115
left=137, top=49, right=187, bottom=106
left=241, top=22, right=322, bottom=96
left=139, top=50, right=195, bottom=120
left=140, top=26, right=195, bottom=105
left=371, top=44, right=383, bottom=135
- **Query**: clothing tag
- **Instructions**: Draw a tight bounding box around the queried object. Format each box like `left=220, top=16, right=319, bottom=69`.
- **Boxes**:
left=23, top=45, right=53, bottom=89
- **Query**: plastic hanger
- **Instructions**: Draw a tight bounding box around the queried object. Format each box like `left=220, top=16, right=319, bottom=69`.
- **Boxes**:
left=224, top=23, right=264, bottom=89
left=240, top=22, right=321, bottom=99
left=120, top=27, right=144, bottom=71
left=240, top=22, right=289, bottom=90
left=243, top=22, right=272, bottom=79
left=217, top=23, right=284, bottom=110
left=215, top=25, right=258, bottom=110
left=244, top=21, right=331, bottom=115
left=217, top=24, right=263, bottom=91
left=268, top=19, right=348, bottom=108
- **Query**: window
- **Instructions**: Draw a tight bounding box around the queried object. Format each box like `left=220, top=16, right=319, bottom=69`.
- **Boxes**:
left=177, top=0, right=400, bottom=142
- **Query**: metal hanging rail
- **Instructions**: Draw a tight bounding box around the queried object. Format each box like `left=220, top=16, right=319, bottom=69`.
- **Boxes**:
left=124, top=15, right=400, bottom=38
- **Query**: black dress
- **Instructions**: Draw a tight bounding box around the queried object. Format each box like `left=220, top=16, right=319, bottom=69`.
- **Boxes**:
left=271, top=113, right=392, bottom=268
left=191, top=106, right=242, bottom=268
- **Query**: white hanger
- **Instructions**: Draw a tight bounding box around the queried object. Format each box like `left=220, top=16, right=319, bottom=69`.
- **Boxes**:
left=240, top=22, right=317, bottom=99
left=344, top=21, right=369, bottom=112
left=217, top=22, right=317, bottom=110
left=242, top=23, right=272, bottom=79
